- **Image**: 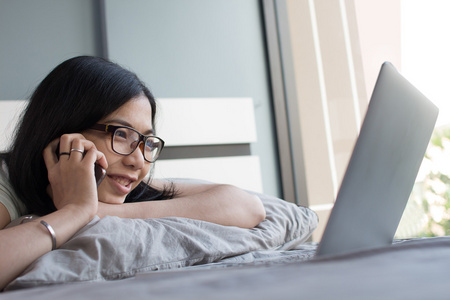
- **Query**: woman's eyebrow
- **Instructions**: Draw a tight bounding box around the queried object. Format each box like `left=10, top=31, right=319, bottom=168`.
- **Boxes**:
left=106, top=119, right=154, bottom=135
left=144, top=128, right=155, bottom=135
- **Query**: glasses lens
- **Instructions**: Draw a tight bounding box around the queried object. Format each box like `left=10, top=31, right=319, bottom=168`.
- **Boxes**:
left=112, top=127, right=140, bottom=155
left=144, top=137, right=163, bottom=162
left=112, top=127, right=163, bottom=162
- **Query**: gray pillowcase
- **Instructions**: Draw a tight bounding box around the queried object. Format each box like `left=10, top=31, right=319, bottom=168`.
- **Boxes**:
left=6, top=190, right=318, bottom=290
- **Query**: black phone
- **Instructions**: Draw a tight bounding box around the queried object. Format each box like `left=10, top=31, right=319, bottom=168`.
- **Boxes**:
left=94, top=163, right=106, bottom=186
left=56, top=142, right=106, bottom=186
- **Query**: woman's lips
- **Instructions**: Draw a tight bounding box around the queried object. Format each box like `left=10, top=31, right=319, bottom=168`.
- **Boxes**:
left=110, top=175, right=133, bottom=186
left=108, top=175, right=136, bottom=194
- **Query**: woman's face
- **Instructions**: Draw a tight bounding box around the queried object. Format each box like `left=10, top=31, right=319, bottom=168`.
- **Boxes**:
left=82, top=94, right=154, bottom=204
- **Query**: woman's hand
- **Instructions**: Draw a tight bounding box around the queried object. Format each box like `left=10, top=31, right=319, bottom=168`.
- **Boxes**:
left=0, top=135, right=108, bottom=290
left=42, top=134, right=108, bottom=220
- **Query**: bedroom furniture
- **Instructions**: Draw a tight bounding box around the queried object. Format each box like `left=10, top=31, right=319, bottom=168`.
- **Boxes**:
left=0, top=98, right=263, bottom=193
left=3, top=199, right=450, bottom=300
left=1, top=99, right=449, bottom=299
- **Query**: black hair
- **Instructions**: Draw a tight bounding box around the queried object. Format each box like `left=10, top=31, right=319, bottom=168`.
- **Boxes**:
left=1, top=56, right=174, bottom=216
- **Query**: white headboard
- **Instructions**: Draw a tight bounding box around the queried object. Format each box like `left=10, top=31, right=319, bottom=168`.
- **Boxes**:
left=0, top=100, right=27, bottom=151
left=0, top=98, right=262, bottom=192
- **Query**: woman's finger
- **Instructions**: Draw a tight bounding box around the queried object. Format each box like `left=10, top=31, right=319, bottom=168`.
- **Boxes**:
left=68, top=138, right=85, bottom=161
left=42, top=138, right=61, bottom=168
left=46, top=133, right=108, bottom=187
left=57, top=134, right=85, bottom=161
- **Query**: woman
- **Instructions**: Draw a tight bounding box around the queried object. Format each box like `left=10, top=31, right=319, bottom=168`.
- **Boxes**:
left=0, top=56, right=265, bottom=289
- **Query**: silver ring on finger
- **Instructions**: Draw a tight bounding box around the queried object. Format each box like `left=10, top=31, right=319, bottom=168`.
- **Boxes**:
left=70, top=148, right=84, bottom=154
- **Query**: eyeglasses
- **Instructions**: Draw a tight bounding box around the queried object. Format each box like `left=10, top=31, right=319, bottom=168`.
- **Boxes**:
left=90, top=124, right=165, bottom=163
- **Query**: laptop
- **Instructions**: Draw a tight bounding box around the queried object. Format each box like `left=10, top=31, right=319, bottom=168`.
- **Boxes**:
left=315, top=62, right=439, bottom=257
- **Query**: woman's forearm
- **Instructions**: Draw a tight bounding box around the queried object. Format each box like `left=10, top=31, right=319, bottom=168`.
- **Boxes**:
left=0, top=205, right=94, bottom=290
left=98, top=183, right=266, bottom=228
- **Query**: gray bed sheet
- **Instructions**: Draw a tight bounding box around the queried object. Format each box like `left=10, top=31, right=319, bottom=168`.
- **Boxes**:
left=3, top=187, right=319, bottom=291
left=2, top=236, right=450, bottom=300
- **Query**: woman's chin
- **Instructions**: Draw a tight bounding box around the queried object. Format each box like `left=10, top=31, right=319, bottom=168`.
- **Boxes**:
left=97, top=191, right=127, bottom=205
left=98, top=198, right=126, bottom=205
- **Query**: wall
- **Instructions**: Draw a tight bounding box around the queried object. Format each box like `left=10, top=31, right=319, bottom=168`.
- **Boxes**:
left=104, top=0, right=280, bottom=197
left=0, top=0, right=102, bottom=100
left=0, top=0, right=281, bottom=197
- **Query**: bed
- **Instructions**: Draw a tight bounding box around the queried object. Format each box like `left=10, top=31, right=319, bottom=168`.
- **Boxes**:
left=2, top=99, right=450, bottom=299
left=2, top=186, right=450, bottom=299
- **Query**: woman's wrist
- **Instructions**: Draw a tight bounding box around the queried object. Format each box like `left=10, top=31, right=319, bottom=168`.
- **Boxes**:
left=58, top=202, right=97, bottom=225
left=35, top=204, right=96, bottom=249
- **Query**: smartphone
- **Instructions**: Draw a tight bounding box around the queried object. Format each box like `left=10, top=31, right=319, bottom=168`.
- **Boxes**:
left=56, top=142, right=106, bottom=186
left=94, top=163, right=106, bottom=186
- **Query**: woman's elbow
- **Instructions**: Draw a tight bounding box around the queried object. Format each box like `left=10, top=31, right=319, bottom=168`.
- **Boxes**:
left=213, top=184, right=266, bottom=228
left=230, top=187, right=265, bottom=228
left=246, top=194, right=266, bottom=228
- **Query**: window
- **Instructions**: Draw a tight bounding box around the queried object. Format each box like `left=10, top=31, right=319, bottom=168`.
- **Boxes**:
left=265, top=0, right=450, bottom=240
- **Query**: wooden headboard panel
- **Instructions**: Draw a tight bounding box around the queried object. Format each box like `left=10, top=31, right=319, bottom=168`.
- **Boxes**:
left=0, top=98, right=262, bottom=192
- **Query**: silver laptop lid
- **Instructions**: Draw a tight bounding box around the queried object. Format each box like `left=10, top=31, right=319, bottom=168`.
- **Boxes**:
left=316, top=62, right=438, bottom=257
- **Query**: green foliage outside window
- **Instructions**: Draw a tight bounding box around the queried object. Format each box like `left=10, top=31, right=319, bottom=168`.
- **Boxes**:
left=396, top=126, right=450, bottom=238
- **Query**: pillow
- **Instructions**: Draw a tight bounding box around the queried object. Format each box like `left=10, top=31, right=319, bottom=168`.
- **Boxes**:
left=6, top=184, right=318, bottom=290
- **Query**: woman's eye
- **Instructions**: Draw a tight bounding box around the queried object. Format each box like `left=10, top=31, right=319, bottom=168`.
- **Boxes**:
left=145, top=139, right=156, bottom=149
left=115, top=129, right=128, bottom=139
